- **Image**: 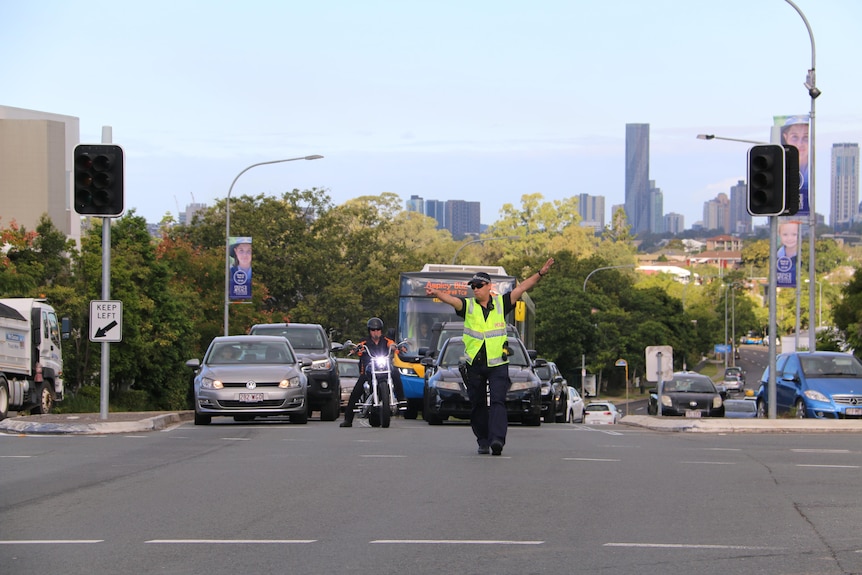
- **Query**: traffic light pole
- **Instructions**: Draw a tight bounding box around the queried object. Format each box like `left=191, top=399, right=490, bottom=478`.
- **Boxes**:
left=767, top=216, right=778, bottom=419
left=99, top=126, right=112, bottom=420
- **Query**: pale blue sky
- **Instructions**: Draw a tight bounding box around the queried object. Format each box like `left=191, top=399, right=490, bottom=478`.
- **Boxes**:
left=2, top=0, right=860, bottom=230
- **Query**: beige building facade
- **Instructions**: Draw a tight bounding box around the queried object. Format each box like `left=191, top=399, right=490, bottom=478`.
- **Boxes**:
left=0, top=105, right=81, bottom=244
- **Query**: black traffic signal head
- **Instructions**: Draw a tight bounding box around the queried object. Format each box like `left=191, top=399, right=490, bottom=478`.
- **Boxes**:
left=74, top=144, right=124, bottom=217
left=747, top=144, right=786, bottom=216
left=782, top=144, right=800, bottom=216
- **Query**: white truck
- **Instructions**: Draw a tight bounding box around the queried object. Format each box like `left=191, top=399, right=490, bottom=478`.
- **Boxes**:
left=0, top=298, right=66, bottom=420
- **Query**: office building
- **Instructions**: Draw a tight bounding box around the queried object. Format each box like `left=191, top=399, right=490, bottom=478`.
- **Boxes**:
left=625, top=123, right=650, bottom=234
left=728, top=180, right=751, bottom=235
left=830, top=143, right=860, bottom=230
left=445, top=200, right=481, bottom=239
left=664, top=212, right=684, bottom=235
left=406, top=194, right=424, bottom=214
left=0, top=105, right=81, bottom=244
left=425, top=199, right=446, bottom=229
left=703, top=193, right=730, bottom=233
left=648, top=180, right=664, bottom=234
left=577, top=193, right=605, bottom=233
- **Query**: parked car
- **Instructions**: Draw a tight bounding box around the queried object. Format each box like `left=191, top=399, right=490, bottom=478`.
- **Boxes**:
left=422, top=336, right=542, bottom=426
left=248, top=323, right=342, bottom=421
left=723, top=398, right=757, bottom=419
left=565, top=386, right=585, bottom=423
left=583, top=401, right=621, bottom=424
left=534, top=359, right=568, bottom=423
left=647, top=372, right=725, bottom=417
left=186, top=335, right=310, bottom=425
left=755, top=351, right=862, bottom=419
left=336, top=357, right=360, bottom=412
left=724, top=366, right=746, bottom=385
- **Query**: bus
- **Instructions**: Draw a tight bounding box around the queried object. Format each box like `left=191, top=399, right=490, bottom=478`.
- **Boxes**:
left=394, top=264, right=536, bottom=418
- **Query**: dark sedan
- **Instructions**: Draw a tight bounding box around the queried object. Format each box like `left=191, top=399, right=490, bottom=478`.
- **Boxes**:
left=422, top=336, right=542, bottom=426
left=647, top=371, right=725, bottom=417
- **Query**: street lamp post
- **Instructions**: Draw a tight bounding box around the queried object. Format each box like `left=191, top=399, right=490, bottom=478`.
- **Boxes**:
left=451, top=236, right=520, bottom=265
left=696, top=134, right=767, bottom=145
left=784, top=0, right=820, bottom=354
left=805, top=279, right=822, bottom=329
left=224, top=155, right=323, bottom=336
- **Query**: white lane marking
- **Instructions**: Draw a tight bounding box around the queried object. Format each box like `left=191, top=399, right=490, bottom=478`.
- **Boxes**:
left=360, top=454, right=407, bottom=458
left=0, top=455, right=32, bottom=458
left=796, top=464, right=860, bottom=469
left=146, top=539, right=316, bottom=544
left=563, top=457, right=620, bottom=462
left=704, top=448, right=742, bottom=451
left=605, top=542, right=784, bottom=550
left=222, top=437, right=251, bottom=441
left=372, top=540, right=543, bottom=545
left=0, top=540, right=103, bottom=544
left=792, top=449, right=852, bottom=453
left=682, top=461, right=737, bottom=465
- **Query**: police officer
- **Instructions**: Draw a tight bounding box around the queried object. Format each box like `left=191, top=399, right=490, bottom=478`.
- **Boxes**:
left=425, top=258, right=554, bottom=455
left=339, top=317, right=406, bottom=427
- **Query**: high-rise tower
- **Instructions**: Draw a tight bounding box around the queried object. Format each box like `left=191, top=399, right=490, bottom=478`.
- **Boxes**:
left=830, top=143, right=860, bottom=230
left=625, top=123, right=650, bottom=234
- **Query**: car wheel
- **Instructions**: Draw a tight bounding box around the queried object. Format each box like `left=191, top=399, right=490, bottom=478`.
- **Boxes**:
left=319, top=396, right=339, bottom=422
left=794, top=399, right=807, bottom=419
left=194, top=412, right=211, bottom=425
left=290, top=410, right=308, bottom=424
left=423, top=390, right=443, bottom=425
left=404, top=399, right=420, bottom=420
left=30, top=382, right=54, bottom=415
left=0, top=376, right=9, bottom=421
left=555, top=402, right=566, bottom=423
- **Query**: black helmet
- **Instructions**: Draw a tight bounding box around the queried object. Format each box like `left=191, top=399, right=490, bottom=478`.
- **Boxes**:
left=367, top=317, right=384, bottom=331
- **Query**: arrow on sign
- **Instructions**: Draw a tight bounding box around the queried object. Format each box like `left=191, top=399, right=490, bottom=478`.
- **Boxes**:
left=95, top=321, right=118, bottom=338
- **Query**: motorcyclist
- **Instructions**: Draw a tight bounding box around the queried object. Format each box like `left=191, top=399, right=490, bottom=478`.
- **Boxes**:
left=339, top=317, right=407, bottom=427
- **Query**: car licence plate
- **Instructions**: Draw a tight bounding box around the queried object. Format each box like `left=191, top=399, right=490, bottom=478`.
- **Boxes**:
left=846, top=407, right=862, bottom=416
left=239, top=393, right=264, bottom=403
left=685, top=409, right=702, bottom=418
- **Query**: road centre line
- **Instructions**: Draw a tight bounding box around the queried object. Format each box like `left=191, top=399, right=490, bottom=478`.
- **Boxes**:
left=792, top=449, right=852, bottom=453
left=563, top=457, right=620, bottom=462
left=682, top=461, right=737, bottom=465
left=0, top=540, right=103, bottom=544
left=146, top=539, right=316, bottom=544
left=605, top=542, right=785, bottom=551
left=372, top=540, right=543, bottom=545
left=360, top=454, right=407, bottom=458
left=796, top=464, right=859, bottom=469
left=0, top=455, right=32, bottom=458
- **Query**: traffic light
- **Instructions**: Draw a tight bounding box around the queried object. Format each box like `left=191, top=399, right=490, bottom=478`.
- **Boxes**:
left=747, top=144, right=785, bottom=216
left=74, top=144, right=124, bottom=217
left=782, top=144, right=800, bottom=216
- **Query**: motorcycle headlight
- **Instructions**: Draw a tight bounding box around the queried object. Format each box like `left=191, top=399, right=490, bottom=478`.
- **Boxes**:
left=372, top=357, right=389, bottom=369
left=201, top=377, right=223, bottom=390
left=279, top=376, right=302, bottom=389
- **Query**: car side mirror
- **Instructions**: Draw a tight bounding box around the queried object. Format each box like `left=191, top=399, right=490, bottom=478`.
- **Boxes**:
left=185, top=359, right=201, bottom=369
left=300, top=358, right=313, bottom=368
left=420, top=357, right=434, bottom=367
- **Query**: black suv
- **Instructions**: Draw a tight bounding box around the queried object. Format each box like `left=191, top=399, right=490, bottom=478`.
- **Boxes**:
left=249, top=323, right=341, bottom=421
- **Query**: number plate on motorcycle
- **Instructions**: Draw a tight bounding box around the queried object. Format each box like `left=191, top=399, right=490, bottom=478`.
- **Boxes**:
left=239, top=393, right=264, bottom=403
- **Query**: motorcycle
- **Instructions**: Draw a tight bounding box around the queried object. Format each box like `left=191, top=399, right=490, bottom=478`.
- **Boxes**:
left=346, top=340, right=407, bottom=428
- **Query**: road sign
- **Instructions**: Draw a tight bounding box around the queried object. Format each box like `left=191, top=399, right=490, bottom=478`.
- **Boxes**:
left=714, top=344, right=732, bottom=354
left=645, top=345, right=673, bottom=383
left=89, top=300, right=123, bottom=342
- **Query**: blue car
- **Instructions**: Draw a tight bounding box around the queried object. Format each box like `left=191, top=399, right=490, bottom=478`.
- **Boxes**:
left=755, top=351, right=862, bottom=419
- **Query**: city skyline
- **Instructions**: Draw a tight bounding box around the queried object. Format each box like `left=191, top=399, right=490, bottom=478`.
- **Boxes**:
left=2, top=1, right=861, bottom=231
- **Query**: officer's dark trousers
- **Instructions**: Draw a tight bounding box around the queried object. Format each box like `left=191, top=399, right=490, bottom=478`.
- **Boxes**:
left=465, top=362, right=509, bottom=448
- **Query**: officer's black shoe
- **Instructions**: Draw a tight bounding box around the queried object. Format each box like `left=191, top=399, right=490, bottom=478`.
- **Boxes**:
left=339, top=420, right=352, bottom=428
left=490, top=440, right=503, bottom=456
left=477, top=445, right=490, bottom=455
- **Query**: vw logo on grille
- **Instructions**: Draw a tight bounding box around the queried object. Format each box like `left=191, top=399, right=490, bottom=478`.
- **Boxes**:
left=246, top=381, right=257, bottom=390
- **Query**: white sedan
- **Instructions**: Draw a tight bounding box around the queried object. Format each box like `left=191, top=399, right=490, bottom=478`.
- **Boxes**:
left=583, top=401, right=622, bottom=424
left=565, top=386, right=585, bottom=423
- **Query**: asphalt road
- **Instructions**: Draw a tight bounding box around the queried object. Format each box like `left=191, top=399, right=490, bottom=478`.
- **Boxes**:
left=2, top=416, right=861, bottom=575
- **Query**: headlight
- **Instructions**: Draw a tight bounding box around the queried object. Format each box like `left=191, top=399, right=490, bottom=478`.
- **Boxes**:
left=540, top=386, right=551, bottom=396
left=201, top=377, right=223, bottom=390
left=372, top=357, right=389, bottom=369
left=311, top=358, right=332, bottom=370
left=660, top=395, right=673, bottom=407
left=279, top=376, right=302, bottom=389
left=803, top=389, right=830, bottom=402
left=399, top=367, right=418, bottom=376
left=510, top=380, right=538, bottom=391
left=436, top=379, right=462, bottom=391
left=712, top=395, right=723, bottom=408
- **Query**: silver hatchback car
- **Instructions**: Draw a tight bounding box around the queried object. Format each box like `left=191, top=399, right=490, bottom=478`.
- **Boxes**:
left=187, top=335, right=310, bottom=425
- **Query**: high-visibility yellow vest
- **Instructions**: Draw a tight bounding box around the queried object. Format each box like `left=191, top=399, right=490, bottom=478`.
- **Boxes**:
left=463, top=294, right=508, bottom=367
